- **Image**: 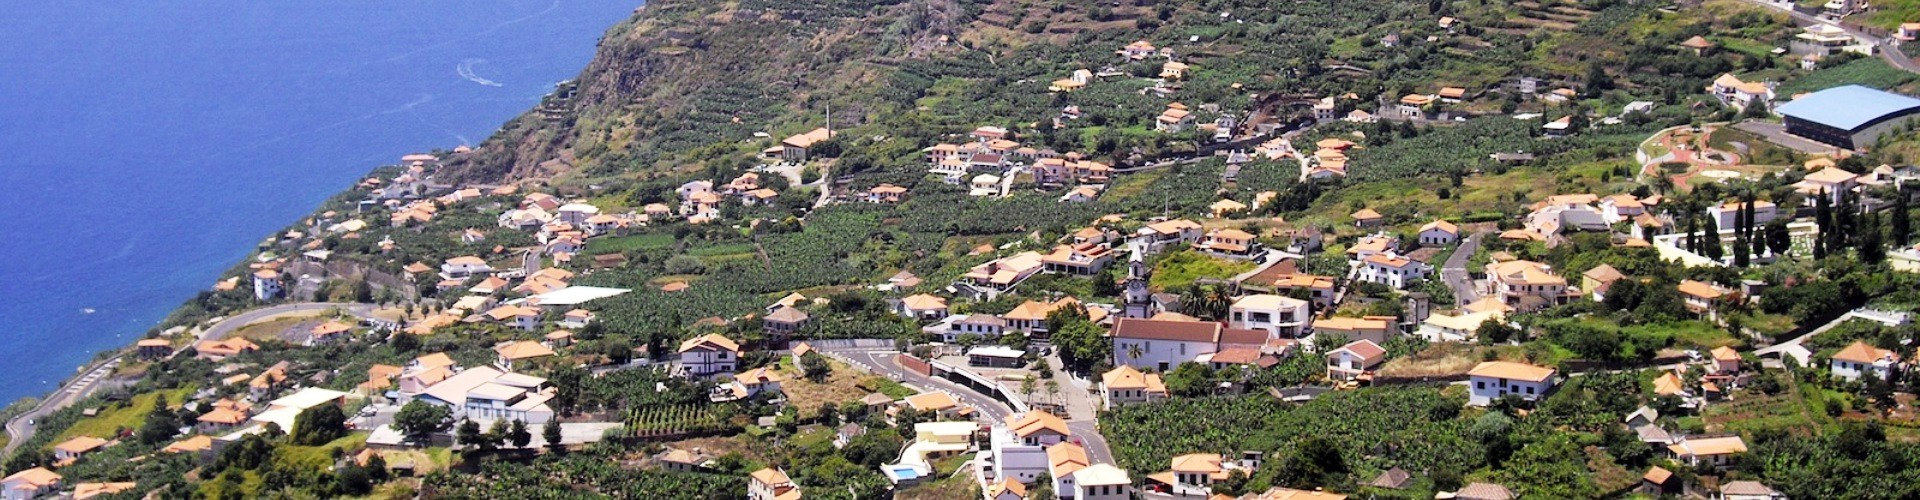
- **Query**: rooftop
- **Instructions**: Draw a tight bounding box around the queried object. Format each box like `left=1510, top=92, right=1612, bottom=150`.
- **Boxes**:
left=1776, top=85, right=1920, bottom=131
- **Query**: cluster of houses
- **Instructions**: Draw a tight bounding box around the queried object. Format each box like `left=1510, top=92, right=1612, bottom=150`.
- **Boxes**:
left=926, top=126, right=1113, bottom=201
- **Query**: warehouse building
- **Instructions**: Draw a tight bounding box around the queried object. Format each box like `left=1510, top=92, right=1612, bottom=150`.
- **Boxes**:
left=1776, top=85, right=1920, bottom=151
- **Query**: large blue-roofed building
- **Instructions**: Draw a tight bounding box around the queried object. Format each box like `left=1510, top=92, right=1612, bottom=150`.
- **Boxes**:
left=1775, top=85, right=1920, bottom=150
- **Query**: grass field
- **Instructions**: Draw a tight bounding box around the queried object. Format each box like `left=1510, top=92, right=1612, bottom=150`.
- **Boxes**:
left=583, top=233, right=676, bottom=255
left=1149, top=250, right=1255, bottom=291
left=1776, top=58, right=1920, bottom=96
left=53, top=386, right=195, bottom=444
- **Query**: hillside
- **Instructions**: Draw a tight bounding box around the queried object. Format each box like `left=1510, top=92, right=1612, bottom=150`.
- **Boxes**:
left=444, top=0, right=1783, bottom=190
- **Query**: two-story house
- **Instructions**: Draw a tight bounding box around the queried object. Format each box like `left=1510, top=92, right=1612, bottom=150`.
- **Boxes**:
left=1357, top=253, right=1432, bottom=290
left=1100, top=365, right=1168, bottom=408
left=1467, top=361, right=1557, bottom=406
left=991, top=410, right=1072, bottom=484
left=1418, top=220, right=1459, bottom=246
left=1227, top=294, right=1310, bottom=337
left=677, top=334, right=741, bottom=378
left=1485, top=260, right=1575, bottom=312
left=1831, top=340, right=1900, bottom=382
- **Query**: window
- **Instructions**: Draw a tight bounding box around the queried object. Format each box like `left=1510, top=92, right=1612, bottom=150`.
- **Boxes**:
left=1476, top=381, right=1485, bottom=389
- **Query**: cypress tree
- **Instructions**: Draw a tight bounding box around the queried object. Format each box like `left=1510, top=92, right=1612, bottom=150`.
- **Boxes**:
left=1893, top=186, right=1911, bottom=247
left=1702, top=214, right=1723, bottom=261
left=1816, top=190, right=1833, bottom=250
left=1733, top=201, right=1750, bottom=268
left=1861, top=211, right=1887, bottom=264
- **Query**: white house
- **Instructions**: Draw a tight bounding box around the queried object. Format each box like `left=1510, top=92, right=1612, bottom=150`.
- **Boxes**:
left=1418, top=311, right=1503, bottom=343
left=1109, top=318, right=1267, bottom=371
left=414, top=367, right=554, bottom=424
left=677, top=334, right=741, bottom=378
left=1706, top=200, right=1777, bottom=231
left=1418, top=220, right=1459, bottom=246
left=1830, top=340, right=1900, bottom=382
left=1667, top=435, right=1747, bottom=469
left=1485, top=260, right=1574, bottom=312
left=440, top=256, right=493, bottom=278
left=893, top=294, right=950, bottom=321
left=252, top=269, right=283, bottom=301
left=1357, top=253, right=1432, bottom=289
left=1073, top=464, right=1133, bottom=500
left=1227, top=294, right=1310, bottom=337
left=1100, top=365, right=1168, bottom=408
left=1326, top=339, right=1386, bottom=381
left=748, top=468, right=802, bottom=500
left=1, top=468, right=60, bottom=500
left=990, top=411, right=1072, bottom=484
left=1467, top=361, right=1557, bottom=406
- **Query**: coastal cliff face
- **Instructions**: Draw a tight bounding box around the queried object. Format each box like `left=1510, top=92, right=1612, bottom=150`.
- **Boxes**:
left=444, top=0, right=979, bottom=183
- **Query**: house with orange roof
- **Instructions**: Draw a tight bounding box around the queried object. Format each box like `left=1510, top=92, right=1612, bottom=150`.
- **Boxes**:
left=1, top=467, right=60, bottom=500
left=482, top=305, right=543, bottom=331
left=1156, top=103, right=1194, bottom=132
left=778, top=127, right=834, bottom=163
left=1467, top=361, right=1557, bottom=406
left=1042, top=242, right=1115, bottom=275
left=1270, top=273, right=1337, bottom=309
left=677, top=334, right=741, bottom=378
left=1794, top=165, right=1860, bottom=204
left=52, top=436, right=110, bottom=466
left=892, top=294, right=950, bottom=321
left=194, top=338, right=258, bottom=361
left=161, top=435, right=214, bottom=456
left=1708, top=73, right=1774, bottom=110
left=988, top=478, right=1028, bottom=500
left=1418, top=220, right=1459, bottom=246
left=1485, top=260, right=1575, bottom=312
left=991, top=410, right=1073, bottom=483
left=1357, top=252, right=1431, bottom=289
left=1313, top=316, right=1396, bottom=346
left=1100, top=365, right=1168, bottom=408
left=1709, top=346, right=1742, bottom=376
left=1135, top=219, right=1205, bottom=252
left=1350, top=208, right=1383, bottom=228
left=1118, top=40, right=1157, bottom=60
left=197, top=404, right=251, bottom=433
left=904, top=391, right=961, bottom=417
left=1398, top=94, right=1434, bottom=117
left=440, top=255, right=492, bottom=278
left=763, top=305, right=811, bottom=340
left=1142, top=452, right=1250, bottom=497
left=722, top=367, right=785, bottom=401
left=493, top=340, right=556, bottom=371
left=748, top=467, right=802, bottom=500
left=1678, top=280, right=1730, bottom=321
left=1046, top=441, right=1092, bottom=494
left=1831, top=340, right=1900, bottom=382
left=962, top=251, right=1046, bottom=292
left=1195, top=228, right=1258, bottom=259
left=308, top=320, right=355, bottom=345
left=1667, top=435, right=1747, bottom=468
left=136, top=338, right=172, bottom=359
left=251, top=268, right=283, bottom=301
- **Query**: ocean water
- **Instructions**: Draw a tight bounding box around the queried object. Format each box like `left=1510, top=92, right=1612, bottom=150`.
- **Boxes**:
left=0, top=0, right=639, bottom=405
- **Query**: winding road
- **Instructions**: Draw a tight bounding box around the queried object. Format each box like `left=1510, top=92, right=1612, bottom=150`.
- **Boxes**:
left=1734, top=0, right=1920, bottom=73
left=2, top=302, right=379, bottom=456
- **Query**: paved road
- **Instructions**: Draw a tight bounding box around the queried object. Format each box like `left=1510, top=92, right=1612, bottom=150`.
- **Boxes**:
left=1734, top=0, right=1920, bottom=73
left=3, top=357, right=122, bottom=456
left=198, top=302, right=379, bottom=342
left=1440, top=231, right=1489, bottom=307
left=1754, top=308, right=1893, bottom=363
left=3, top=301, right=379, bottom=456
left=823, top=347, right=1014, bottom=424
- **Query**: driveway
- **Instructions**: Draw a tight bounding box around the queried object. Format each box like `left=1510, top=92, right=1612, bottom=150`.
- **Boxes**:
left=1731, top=121, right=1835, bottom=154
left=822, top=346, right=1014, bottom=424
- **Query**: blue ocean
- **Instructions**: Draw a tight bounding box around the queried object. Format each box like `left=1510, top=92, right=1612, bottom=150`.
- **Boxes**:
left=0, top=0, right=639, bottom=405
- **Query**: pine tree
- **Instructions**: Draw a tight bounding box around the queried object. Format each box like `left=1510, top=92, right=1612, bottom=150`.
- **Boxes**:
left=543, top=418, right=562, bottom=449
